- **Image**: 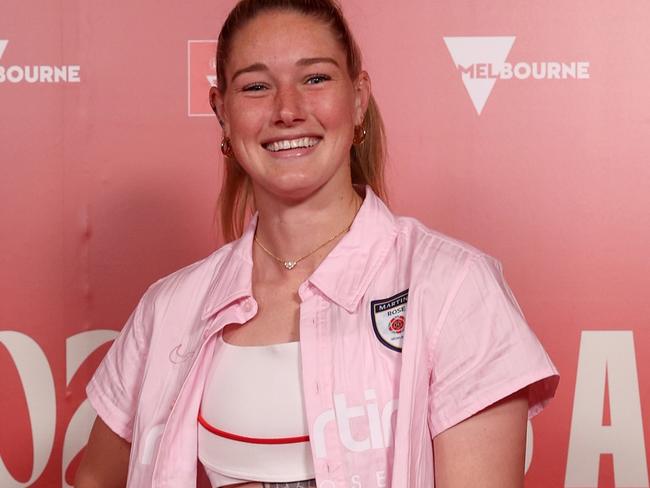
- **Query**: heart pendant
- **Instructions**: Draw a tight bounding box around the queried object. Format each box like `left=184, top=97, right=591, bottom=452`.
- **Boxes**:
left=284, top=261, right=297, bottom=270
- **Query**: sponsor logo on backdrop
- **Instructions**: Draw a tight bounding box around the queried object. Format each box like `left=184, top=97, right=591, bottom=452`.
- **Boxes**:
left=443, top=36, right=590, bottom=115
left=187, top=40, right=218, bottom=117
left=0, top=329, right=116, bottom=486
left=0, top=40, right=81, bottom=84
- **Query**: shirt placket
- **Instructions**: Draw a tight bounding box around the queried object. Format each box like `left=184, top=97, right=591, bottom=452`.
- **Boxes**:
left=151, top=297, right=257, bottom=487
left=300, top=283, right=346, bottom=487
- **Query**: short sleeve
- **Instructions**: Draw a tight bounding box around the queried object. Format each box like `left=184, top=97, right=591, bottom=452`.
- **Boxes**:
left=86, top=291, right=154, bottom=442
left=427, top=254, right=559, bottom=438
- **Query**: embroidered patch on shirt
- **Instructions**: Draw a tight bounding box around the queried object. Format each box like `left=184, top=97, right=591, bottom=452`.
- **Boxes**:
left=370, top=289, right=408, bottom=352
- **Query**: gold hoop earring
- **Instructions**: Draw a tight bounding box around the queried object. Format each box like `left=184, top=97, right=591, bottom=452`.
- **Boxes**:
left=353, top=125, right=367, bottom=145
left=221, top=137, right=235, bottom=158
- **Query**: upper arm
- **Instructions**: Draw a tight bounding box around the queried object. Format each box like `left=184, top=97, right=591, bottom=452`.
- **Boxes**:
left=86, top=292, right=155, bottom=442
left=433, top=388, right=528, bottom=488
left=74, top=416, right=131, bottom=488
left=427, top=255, right=558, bottom=438
left=78, top=290, right=156, bottom=486
left=427, top=256, right=557, bottom=486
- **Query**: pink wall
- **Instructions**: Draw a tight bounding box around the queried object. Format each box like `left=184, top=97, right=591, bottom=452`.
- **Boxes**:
left=1, top=0, right=648, bottom=486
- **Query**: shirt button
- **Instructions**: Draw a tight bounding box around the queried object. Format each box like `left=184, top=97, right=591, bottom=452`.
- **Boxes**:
left=242, top=299, right=253, bottom=312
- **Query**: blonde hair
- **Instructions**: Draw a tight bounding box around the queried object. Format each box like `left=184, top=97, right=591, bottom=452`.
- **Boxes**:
left=216, top=0, right=387, bottom=241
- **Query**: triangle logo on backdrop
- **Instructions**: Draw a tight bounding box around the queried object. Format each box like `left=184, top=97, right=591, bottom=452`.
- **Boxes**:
left=0, top=40, right=8, bottom=60
left=443, top=36, right=515, bottom=115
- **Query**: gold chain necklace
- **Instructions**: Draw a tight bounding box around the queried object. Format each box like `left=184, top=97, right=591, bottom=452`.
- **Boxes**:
left=254, top=221, right=353, bottom=270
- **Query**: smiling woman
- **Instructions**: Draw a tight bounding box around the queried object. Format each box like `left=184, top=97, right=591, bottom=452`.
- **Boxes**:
left=75, top=1, right=558, bottom=487
left=211, top=8, right=370, bottom=239
left=212, top=0, right=386, bottom=241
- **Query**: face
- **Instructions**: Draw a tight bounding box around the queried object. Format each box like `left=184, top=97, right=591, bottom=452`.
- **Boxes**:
left=211, top=10, right=370, bottom=203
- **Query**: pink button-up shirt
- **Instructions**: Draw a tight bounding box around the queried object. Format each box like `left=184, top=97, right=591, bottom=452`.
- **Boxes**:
left=87, top=187, right=558, bottom=487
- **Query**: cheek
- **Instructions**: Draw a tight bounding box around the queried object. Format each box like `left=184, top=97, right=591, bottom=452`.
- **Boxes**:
left=312, top=91, right=357, bottom=129
left=227, top=100, right=269, bottom=137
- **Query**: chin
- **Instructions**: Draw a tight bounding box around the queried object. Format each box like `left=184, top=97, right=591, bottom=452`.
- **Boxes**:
left=275, top=184, right=320, bottom=203
left=261, top=177, right=327, bottom=203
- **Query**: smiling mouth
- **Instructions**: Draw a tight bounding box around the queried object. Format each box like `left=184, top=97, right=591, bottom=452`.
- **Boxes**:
left=262, top=137, right=321, bottom=152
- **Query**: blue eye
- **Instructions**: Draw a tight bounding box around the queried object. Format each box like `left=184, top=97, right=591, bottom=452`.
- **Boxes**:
left=306, top=74, right=331, bottom=84
left=242, top=83, right=267, bottom=91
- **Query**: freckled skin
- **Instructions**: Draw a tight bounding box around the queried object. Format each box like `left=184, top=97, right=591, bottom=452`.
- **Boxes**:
left=212, top=10, right=368, bottom=205
left=213, top=10, right=370, bottom=347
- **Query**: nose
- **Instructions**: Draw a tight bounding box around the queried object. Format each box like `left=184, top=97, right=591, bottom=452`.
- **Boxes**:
left=273, top=84, right=305, bottom=127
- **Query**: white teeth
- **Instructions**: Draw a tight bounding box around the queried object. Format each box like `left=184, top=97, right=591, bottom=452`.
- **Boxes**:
left=264, top=137, right=320, bottom=152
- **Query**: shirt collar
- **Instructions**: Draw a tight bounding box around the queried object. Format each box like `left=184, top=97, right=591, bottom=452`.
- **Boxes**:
left=202, top=186, right=397, bottom=319
left=201, top=214, right=257, bottom=320
left=307, top=186, right=397, bottom=312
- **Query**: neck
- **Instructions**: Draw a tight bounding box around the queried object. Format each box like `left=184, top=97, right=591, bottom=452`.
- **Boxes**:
left=253, top=183, right=363, bottom=277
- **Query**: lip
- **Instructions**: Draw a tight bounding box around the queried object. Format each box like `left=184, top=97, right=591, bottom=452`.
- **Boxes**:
left=260, top=134, right=322, bottom=146
left=261, top=135, right=322, bottom=158
left=263, top=139, right=321, bottom=159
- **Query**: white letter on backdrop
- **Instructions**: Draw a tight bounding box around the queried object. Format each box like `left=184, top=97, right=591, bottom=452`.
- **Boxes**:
left=565, top=330, right=648, bottom=487
left=62, top=330, right=117, bottom=487
left=0, top=331, right=56, bottom=488
left=525, top=420, right=533, bottom=473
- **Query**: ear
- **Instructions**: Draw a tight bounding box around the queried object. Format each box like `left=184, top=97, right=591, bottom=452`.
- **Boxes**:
left=209, top=86, right=229, bottom=134
left=353, top=71, right=371, bottom=126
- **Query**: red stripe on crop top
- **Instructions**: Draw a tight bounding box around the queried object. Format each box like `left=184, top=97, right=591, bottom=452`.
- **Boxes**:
left=198, top=410, right=310, bottom=445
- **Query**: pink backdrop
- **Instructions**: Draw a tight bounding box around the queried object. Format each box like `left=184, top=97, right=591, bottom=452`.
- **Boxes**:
left=1, top=0, right=649, bottom=486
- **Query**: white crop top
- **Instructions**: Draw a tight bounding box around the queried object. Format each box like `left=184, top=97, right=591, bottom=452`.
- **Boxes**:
left=198, top=334, right=315, bottom=487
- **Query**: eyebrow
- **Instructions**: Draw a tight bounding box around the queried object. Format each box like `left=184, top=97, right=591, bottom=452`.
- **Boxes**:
left=230, top=57, right=340, bottom=82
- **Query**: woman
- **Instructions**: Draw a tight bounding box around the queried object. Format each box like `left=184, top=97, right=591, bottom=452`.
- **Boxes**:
left=75, top=0, right=559, bottom=487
